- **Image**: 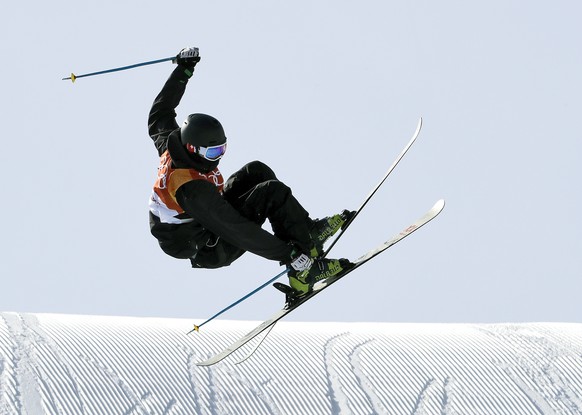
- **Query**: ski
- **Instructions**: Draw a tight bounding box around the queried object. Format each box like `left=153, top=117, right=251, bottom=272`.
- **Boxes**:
left=229, top=117, right=424, bottom=361
left=196, top=199, right=445, bottom=366
left=324, top=117, right=423, bottom=255
left=189, top=118, right=423, bottom=333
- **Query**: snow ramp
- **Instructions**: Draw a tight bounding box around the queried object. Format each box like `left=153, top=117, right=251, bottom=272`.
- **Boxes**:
left=1, top=313, right=581, bottom=414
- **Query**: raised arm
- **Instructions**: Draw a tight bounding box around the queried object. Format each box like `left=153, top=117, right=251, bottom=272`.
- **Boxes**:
left=148, top=48, right=200, bottom=156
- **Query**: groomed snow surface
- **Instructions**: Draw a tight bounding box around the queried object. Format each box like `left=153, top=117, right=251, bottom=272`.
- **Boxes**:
left=1, top=313, right=581, bottom=415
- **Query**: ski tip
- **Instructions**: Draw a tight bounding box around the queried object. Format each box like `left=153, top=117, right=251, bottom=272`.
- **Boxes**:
left=429, top=199, right=445, bottom=215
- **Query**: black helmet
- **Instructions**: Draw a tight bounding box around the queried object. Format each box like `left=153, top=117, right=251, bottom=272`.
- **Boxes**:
left=180, top=113, right=226, bottom=148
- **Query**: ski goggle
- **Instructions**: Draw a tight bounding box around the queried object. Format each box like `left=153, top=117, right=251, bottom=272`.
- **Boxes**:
left=186, top=143, right=227, bottom=161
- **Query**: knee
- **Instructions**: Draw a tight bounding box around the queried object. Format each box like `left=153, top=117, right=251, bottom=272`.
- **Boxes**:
left=260, top=179, right=292, bottom=203
left=244, top=160, right=277, bottom=181
left=244, top=179, right=291, bottom=206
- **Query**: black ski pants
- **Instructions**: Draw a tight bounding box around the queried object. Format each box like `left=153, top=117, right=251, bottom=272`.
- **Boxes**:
left=191, top=161, right=312, bottom=268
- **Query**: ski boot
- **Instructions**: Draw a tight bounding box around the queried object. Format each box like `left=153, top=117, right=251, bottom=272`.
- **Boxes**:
left=309, top=210, right=356, bottom=257
left=286, top=258, right=353, bottom=299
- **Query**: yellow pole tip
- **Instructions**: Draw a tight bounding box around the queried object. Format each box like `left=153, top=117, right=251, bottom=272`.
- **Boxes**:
left=70, top=73, right=77, bottom=83
left=193, top=325, right=200, bottom=332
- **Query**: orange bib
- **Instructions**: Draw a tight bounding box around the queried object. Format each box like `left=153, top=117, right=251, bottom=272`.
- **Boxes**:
left=149, top=150, right=224, bottom=224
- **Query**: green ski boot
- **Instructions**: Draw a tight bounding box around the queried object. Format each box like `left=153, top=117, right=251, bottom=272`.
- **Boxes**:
left=288, top=258, right=353, bottom=296
left=309, top=210, right=355, bottom=257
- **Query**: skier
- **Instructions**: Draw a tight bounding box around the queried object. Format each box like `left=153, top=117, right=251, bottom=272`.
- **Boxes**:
left=148, top=47, right=353, bottom=296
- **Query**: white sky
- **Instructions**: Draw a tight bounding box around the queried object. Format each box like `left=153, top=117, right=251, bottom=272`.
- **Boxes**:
left=1, top=0, right=580, bottom=323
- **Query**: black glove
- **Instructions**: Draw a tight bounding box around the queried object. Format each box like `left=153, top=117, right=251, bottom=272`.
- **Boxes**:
left=173, top=47, right=201, bottom=68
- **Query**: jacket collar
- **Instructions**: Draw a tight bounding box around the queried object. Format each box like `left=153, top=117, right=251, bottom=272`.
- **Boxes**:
left=167, top=129, right=220, bottom=173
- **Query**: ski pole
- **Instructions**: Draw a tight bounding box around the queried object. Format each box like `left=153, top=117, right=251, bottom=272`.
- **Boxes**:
left=187, top=268, right=289, bottom=334
left=62, top=56, right=175, bottom=83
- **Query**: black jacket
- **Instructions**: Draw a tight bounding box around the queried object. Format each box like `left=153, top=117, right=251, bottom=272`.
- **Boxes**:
left=148, top=66, right=293, bottom=263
